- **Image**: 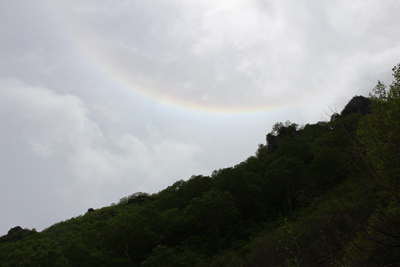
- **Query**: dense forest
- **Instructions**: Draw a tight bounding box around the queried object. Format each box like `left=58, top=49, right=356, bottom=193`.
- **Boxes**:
left=1, top=64, right=400, bottom=266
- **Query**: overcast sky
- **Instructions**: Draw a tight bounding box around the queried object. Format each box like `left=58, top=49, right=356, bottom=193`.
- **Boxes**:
left=1, top=0, right=400, bottom=235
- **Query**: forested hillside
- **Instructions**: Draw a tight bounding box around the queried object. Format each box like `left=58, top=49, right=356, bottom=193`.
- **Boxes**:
left=1, top=64, right=400, bottom=266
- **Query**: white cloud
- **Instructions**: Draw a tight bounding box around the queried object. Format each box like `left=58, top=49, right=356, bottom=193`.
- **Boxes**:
left=0, top=78, right=207, bottom=198
left=0, top=79, right=102, bottom=157
left=53, top=0, right=400, bottom=111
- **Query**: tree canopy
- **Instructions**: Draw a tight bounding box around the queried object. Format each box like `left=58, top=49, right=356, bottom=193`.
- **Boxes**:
left=1, top=64, right=400, bottom=266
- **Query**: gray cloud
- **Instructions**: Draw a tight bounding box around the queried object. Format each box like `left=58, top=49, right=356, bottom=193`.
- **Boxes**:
left=0, top=79, right=209, bottom=232
left=52, top=0, right=400, bottom=109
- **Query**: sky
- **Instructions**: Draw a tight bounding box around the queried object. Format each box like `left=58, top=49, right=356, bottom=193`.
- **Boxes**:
left=1, top=0, right=400, bottom=235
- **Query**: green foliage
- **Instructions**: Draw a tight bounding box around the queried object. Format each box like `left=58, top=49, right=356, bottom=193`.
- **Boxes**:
left=2, top=64, right=400, bottom=266
left=0, top=237, right=68, bottom=267
left=339, top=63, right=400, bottom=266
left=141, top=245, right=211, bottom=267
left=184, top=189, right=239, bottom=247
left=118, top=191, right=151, bottom=205
left=343, top=200, right=400, bottom=266
left=270, top=121, right=299, bottom=136
left=358, top=64, right=400, bottom=195
left=264, top=155, right=309, bottom=213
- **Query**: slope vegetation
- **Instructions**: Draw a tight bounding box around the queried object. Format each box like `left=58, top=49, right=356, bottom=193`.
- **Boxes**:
left=1, top=64, right=400, bottom=267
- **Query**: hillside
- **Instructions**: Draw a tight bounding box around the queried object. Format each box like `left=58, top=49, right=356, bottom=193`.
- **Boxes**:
left=1, top=64, right=399, bottom=267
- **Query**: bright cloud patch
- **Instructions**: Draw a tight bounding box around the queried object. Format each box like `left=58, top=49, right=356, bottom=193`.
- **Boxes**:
left=0, top=79, right=206, bottom=201
left=53, top=0, right=400, bottom=111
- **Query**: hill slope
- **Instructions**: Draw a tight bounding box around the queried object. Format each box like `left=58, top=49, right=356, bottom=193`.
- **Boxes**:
left=1, top=64, right=399, bottom=267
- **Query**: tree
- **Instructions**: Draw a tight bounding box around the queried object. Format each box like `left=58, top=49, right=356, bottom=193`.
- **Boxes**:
left=264, top=155, right=309, bottom=212
left=184, top=189, right=238, bottom=247
left=357, top=63, right=400, bottom=198
left=0, top=237, right=68, bottom=267
left=341, top=63, right=400, bottom=265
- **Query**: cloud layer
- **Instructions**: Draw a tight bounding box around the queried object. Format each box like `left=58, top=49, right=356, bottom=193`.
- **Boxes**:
left=0, top=79, right=208, bottom=231
left=55, top=0, right=400, bottom=110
